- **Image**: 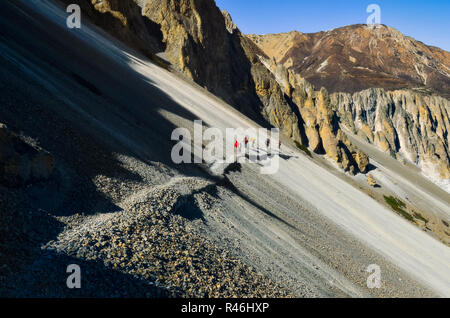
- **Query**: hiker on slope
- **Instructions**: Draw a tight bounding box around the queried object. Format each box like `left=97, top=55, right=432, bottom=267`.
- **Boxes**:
left=234, top=139, right=240, bottom=150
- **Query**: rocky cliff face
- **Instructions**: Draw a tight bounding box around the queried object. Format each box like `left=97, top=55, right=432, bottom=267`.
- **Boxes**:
left=62, top=0, right=301, bottom=140
left=248, top=24, right=450, bottom=99
left=332, top=89, right=450, bottom=179
left=140, top=1, right=303, bottom=141
left=260, top=57, right=369, bottom=174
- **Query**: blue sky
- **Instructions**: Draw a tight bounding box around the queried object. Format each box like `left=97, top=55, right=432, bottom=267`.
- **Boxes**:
left=215, top=0, right=450, bottom=51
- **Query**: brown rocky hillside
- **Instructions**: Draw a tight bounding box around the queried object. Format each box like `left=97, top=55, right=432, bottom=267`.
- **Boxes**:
left=248, top=24, right=450, bottom=99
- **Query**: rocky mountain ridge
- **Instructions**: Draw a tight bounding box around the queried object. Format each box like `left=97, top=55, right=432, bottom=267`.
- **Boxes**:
left=248, top=24, right=450, bottom=99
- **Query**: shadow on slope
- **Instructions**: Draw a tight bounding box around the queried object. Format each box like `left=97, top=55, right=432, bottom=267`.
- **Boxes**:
left=0, top=0, right=213, bottom=216
left=0, top=0, right=299, bottom=297
left=3, top=249, right=175, bottom=298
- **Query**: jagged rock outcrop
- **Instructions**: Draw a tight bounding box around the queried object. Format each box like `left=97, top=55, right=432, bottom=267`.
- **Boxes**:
left=367, top=174, right=378, bottom=187
left=0, top=124, right=54, bottom=187
left=331, top=89, right=450, bottom=179
left=248, top=24, right=450, bottom=99
left=260, top=57, right=369, bottom=174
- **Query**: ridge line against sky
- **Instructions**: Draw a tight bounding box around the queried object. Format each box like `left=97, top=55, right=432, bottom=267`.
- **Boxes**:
left=215, top=0, right=450, bottom=52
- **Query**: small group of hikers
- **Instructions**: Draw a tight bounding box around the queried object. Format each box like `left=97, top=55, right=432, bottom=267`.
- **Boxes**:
left=234, top=136, right=281, bottom=153
left=234, top=136, right=254, bottom=150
